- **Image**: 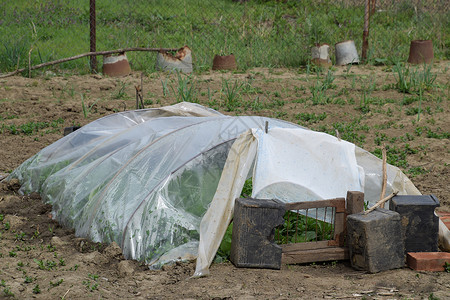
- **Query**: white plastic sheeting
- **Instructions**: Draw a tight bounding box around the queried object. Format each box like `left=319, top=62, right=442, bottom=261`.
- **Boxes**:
left=9, top=103, right=298, bottom=267
left=193, top=127, right=422, bottom=276
left=9, top=102, right=440, bottom=276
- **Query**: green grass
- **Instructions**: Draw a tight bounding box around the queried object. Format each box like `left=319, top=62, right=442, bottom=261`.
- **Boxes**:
left=0, top=0, right=448, bottom=74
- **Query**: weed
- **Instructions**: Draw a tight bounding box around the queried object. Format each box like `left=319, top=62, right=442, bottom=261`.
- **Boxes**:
left=88, top=273, right=99, bottom=281
left=408, top=166, right=428, bottom=177
left=2, top=286, right=14, bottom=297
left=444, top=262, right=450, bottom=273
left=221, top=78, right=244, bottom=111
left=32, top=284, right=41, bottom=294
left=83, top=274, right=99, bottom=292
left=50, top=279, right=64, bottom=287
left=161, top=78, right=170, bottom=97
left=3, top=222, right=10, bottom=230
left=15, top=232, right=26, bottom=241
left=59, top=258, right=66, bottom=266
left=81, top=95, right=99, bottom=119
left=394, top=63, right=437, bottom=94
left=276, top=210, right=333, bottom=244
left=170, top=72, right=198, bottom=103
left=112, top=81, right=128, bottom=99
left=296, top=112, right=327, bottom=124
left=24, top=276, right=33, bottom=284
left=34, top=259, right=57, bottom=271
left=8, top=251, right=16, bottom=257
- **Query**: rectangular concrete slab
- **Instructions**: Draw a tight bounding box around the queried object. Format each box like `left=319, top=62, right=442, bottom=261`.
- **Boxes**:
left=347, top=208, right=405, bottom=273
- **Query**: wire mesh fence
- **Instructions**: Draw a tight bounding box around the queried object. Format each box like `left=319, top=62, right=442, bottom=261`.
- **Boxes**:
left=0, top=0, right=448, bottom=74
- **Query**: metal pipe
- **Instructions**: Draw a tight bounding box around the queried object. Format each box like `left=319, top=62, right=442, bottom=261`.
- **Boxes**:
left=90, top=0, right=97, bottom=72
left=362, top=0, right=370, bottom=61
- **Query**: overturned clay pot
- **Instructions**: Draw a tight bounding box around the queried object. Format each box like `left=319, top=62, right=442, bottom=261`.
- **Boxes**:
left=311, top=43, right=331, bottom=67
left=335, top=40, right=359, bottom=66
left=407, top=40, right=434, bottom=64
left=156, top=46, right=193, bottom=73
left=212, top=54, right=237, bottom=70
left=103, top=53, right=132, bottom=77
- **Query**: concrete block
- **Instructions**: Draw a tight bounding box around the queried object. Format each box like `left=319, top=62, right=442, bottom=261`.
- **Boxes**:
left=407, top=252, right=450, bottom=272
left=230, top=198, right=285, bottom=269
left=390, top=195, right=440, bottom=252
left=347, top=208, right=405, bottom=273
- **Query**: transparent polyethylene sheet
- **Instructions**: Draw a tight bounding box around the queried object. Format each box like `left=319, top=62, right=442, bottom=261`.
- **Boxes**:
left=9, top=103, right=298, bottom=267
left=194, top=128, right=422, bottom=276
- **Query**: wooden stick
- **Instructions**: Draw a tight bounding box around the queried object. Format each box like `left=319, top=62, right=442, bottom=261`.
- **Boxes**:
left=0, top=47, right=178, bottom=78
left=380, top=145, right=387, bottom=208
left=363, top=191, right=398, bottom=215
left=28, top=47, right=33, bottom=78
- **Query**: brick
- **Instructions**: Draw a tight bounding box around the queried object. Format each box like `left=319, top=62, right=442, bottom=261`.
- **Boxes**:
left=436, top=211, right=450, bottom=230
left=407, top=252, right=450, bottom=272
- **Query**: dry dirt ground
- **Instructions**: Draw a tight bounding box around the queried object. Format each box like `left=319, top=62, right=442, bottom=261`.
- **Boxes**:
left=0, top=62, right=449, bottom=299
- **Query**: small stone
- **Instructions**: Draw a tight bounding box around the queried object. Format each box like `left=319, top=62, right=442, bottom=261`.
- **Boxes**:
left=92, top=74, right=103, bottom=80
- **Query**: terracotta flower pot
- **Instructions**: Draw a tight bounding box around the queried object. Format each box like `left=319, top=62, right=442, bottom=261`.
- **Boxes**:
left=212, top=54, right=237, bottom=70
left=407, top=40, right=434, bottom=64
left=102, top=52, right=132, bottom=77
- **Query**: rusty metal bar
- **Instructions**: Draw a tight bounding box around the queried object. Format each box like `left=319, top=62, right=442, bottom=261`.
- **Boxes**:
left=286, top=211, right=290, bottom=242
left=315, top=208, right=318, bottom=242
left=305, top=208, right=308, bottom=242
left=90, top=0, right=97, bottom=72
left=362, top=0, right=370, bottom=62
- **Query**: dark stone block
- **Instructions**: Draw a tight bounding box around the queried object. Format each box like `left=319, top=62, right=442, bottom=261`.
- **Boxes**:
left=230, top=198, right=285, bottom=269
left=347, top=208, right=405, bottom=273
left=389, top=194, right=440, bottom=253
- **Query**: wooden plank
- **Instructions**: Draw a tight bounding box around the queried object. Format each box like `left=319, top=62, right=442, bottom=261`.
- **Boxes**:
left=281, top=247, right=349, bottom=264
left=334, top=211, right=346, bottom=246
left=285, top=198, right=345, bottom=212
left=346, top=191, right=365, bottom=215
left=281, top=241, right=330, bottom=252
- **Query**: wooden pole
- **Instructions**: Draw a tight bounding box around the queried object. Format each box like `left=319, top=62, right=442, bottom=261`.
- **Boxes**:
left=379, top=146, right=387, bottom=208
left=0, top=47, right=177, bottom=78
left=363, top=191, right=398, bottom=215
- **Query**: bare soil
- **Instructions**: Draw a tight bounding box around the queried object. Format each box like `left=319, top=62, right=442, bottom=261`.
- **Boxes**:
left=0, top=63, right=449, bottom=299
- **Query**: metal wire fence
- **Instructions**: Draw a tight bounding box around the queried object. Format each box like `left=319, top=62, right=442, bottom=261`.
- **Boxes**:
left=1, top=0, right=448, bottom=74
left=89, top=0, right=448, bottom=71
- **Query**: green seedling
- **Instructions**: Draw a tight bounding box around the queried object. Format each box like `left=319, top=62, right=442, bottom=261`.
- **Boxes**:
left=50, top=279, right=64, bottom=287
left=221, top=78, right=244, bottom=111
left=32, top=284, right=41, bottom=294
